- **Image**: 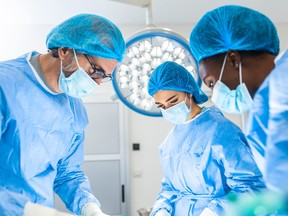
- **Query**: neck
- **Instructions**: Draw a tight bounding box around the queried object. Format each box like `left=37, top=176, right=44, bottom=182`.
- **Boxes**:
left=38, top=53, right=62, bottom=93
left=187, top=103, right=202, bottom=120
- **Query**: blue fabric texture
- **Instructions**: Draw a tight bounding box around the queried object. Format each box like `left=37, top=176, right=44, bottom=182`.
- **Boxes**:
left=46, top=13, right=125, bottom=62
left=148, top=61, right=208, bottom=104
left=189, top=5, right=280, bottom=64
left=246, top=49, right=288, bottom=191
left=150, top=106, right=265, bottom=216
left=0, top=52, right=99, bottom=215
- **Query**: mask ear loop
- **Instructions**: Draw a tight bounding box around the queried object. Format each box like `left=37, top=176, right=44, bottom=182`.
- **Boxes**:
left=59, top=59, right=66, bottom=78
left=184, top=93, right=192, bottom=111
left=184, top=93, right=187, bottom=103
left=218, top=53, right=228, bottom=81
left=189, top=95, right=192, bottom=111
left=239, top=62, right=243, bottom=84
left=60, top=60, right=63, bottom=72
left=73, top=49, right=81, bottom=68
left=239, top=62, right=246, bottom=130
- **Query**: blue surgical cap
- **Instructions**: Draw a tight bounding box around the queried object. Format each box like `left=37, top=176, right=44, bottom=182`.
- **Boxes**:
left=189, top=5, right=280, bottom=64
left=46, top=14, right=126, bottom=62
left=148, top=61, right=208, bottom=104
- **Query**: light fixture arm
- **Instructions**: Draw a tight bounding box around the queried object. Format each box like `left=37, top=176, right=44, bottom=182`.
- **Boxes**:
left=108, top=0, right=154, bottom=26
left=108, top=0, right=151, bottom=7
left=145, top=2, right=154, bottom=27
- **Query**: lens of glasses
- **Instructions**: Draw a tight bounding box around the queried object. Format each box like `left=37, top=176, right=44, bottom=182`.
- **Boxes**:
left=101, top=76, right=112, bottom=82
left=84, top=54, right=112, bottom=82
left=90, top=71, right=112, bottom=82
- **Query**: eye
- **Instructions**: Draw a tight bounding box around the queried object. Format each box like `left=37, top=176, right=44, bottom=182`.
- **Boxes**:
left=204, top=77, right=216, bottom=90
left=169, top=98, right=178, bottom=104
left=208, top=82, right=214, bottom=89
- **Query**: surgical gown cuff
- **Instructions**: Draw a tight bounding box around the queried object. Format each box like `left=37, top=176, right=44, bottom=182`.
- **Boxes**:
left=77, top=196, right=100, bottom=214
left=206, top=199, right=226, bottom=215
left=199, top=207, right=218, bottom=216
left=150, top=199, right=172, bottom=216
left=81, top=202, right=102, bottom=216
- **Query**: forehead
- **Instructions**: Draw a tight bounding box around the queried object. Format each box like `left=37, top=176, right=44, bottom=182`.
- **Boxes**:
left=198, top=57, right=222, bottom=79
left=154, top=90, right=184, bottom=101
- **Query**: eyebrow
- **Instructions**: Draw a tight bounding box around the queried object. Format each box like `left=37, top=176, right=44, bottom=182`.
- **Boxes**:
left=155, top=95, right=177, bottom=104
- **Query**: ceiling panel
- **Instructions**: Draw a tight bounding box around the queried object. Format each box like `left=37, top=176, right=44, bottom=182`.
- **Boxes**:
left=1, top=0, right=287, bottom=26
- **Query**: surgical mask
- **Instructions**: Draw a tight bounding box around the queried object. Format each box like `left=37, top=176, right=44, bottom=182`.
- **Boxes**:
left=211, top=54, right=253, bottom=114
left=161, top=95, right=191, bottom=125
left=58, top=49, right=99, bottom=98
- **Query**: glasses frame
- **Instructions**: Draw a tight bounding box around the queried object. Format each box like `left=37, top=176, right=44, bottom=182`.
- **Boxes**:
left=84, top=54, right=112, bottom=82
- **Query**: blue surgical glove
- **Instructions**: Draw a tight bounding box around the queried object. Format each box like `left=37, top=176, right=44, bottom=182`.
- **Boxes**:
left=81, top=203, right=109, bottom=216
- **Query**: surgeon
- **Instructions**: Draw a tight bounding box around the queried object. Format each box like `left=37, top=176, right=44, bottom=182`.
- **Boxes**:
left=147, top=61, right=265, bottom=216
left=189, top=5, right=287, bottom=192
left=0, top=14, right=125, bottom=216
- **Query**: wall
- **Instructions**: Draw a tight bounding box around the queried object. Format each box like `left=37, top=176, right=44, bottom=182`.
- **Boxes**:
left=1, top=23, right=287, bottom=216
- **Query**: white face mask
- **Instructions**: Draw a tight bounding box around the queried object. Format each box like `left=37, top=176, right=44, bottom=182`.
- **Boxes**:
left=58, top=49, right=99, bottom=98
left=160, top=95, right=191, bottom=124
left=211, top=54, right=253, bottom=114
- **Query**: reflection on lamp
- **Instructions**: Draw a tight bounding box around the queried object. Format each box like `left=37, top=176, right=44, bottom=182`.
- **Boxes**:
left=112, top=28, right=200, bottom=117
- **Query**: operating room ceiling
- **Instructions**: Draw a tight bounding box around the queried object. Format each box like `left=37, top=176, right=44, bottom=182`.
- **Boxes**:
left=1, top=0, right=288, bottom=26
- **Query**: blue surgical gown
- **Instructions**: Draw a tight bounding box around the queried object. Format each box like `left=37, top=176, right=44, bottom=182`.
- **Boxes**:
left=0, top=52, right=99, bottom=215
left=246, top=49, right=288, bottom=191
left=150, top=106, right=265, bottom=216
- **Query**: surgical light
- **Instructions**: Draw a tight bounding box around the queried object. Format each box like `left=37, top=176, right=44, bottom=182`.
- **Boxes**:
left=112, top=28, right=201, bottom=117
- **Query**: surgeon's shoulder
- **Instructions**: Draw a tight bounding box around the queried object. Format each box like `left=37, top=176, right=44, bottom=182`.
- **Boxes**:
left=0, top=55, right=28, bottom=82
left=205, top=107, right=248, bottom=148
left=204, top=106, right=242, bottom=132
left=270, top=49, right=288, bottom=81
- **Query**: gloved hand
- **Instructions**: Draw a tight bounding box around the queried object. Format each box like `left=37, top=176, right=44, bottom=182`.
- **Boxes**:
left=81, top=203, right=110, bottom=216
left=154, top=209, right=171, bottom=216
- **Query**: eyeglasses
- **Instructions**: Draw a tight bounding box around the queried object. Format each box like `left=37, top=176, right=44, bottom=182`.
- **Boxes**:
left=84, top=54, right=112, bottom=82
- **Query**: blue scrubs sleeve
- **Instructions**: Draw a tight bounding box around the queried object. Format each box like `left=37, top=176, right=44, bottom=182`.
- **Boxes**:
left=265, top=53, right=288, bottom=191
left=53, top=132, right=99, bottom=214
left=0, top=87, right=6, bottom=138
left=207, top=129, right=265, bottom=214
left=150, top=178, right=174, bottom=216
